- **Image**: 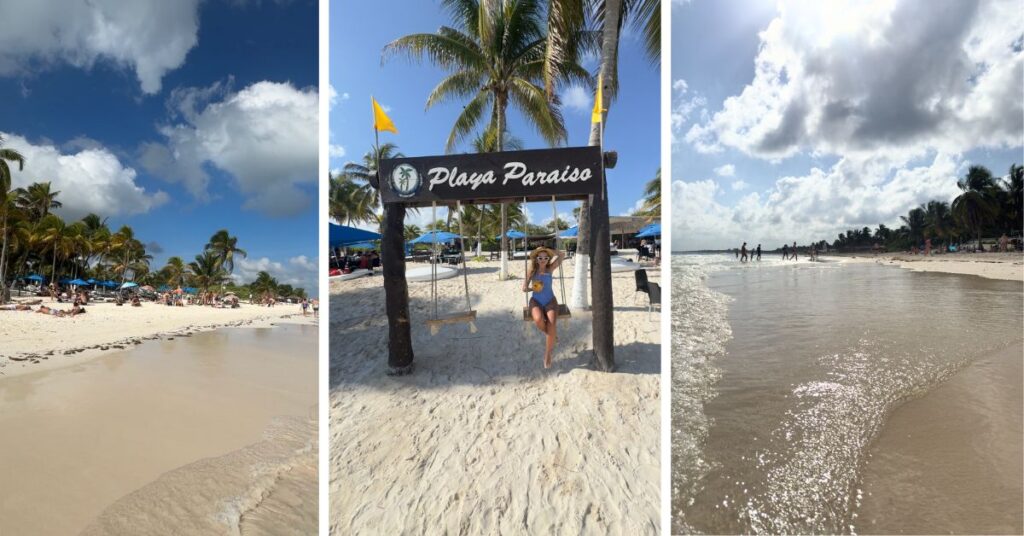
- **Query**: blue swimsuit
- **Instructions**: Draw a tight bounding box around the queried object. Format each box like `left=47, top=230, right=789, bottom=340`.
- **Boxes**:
left=531, top=272, right=555, bottom=306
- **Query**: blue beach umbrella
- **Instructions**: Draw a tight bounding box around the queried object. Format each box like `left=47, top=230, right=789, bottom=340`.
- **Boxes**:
left=68, top=278, right=89, bottom=286
left=635, top=223, right=661, bottom=238
left=120, top=282, right=139, bottom=289
left=346, top=241, right=378, bottom=250
left=329, top=223, right=381, bottom=248
left=409, top=231, right=461, bottom=244
left=21, top=274, right=44, bottom=282
left=559, top=226, right=578, bottom=239
left=496, top=230, right=526, bottom=239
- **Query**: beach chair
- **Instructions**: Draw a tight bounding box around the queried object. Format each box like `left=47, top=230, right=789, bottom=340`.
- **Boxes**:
left=645, top=282, right=661, bottom=316
left=635, top=269, right=650, bottom=294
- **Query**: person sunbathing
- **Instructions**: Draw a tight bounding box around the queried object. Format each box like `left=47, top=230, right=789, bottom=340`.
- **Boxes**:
left=0, top=304, right=33, bottom=311
left=35, top=305, right=65, bottom=317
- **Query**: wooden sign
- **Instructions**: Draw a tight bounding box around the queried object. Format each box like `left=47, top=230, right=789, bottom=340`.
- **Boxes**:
left=379, top=146, right=602, bottom=205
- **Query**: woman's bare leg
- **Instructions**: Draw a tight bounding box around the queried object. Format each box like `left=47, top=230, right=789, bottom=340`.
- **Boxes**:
left=530, top=302, right=547, bottom=334
left=544, top=308, right=558, bottom=368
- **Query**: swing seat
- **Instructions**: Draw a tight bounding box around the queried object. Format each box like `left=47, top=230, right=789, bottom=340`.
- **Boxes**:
left=426, top=310, right=478, bottom=335
left=522, top=304, right=571, bottom=321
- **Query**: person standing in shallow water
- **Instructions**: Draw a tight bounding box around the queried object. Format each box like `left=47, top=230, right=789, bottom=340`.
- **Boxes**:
left=740, top=242, right=748, bottom=262
left=782, top=243, right=789, bottom=260
left=791, top=241, right=798, bottom=261
left=523, top=246, right=564, bottom=369
left=756, top=244, right=762, bottom=261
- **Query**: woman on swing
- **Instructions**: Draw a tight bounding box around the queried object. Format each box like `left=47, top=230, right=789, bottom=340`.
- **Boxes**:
left=522, top=246, right=563, bottom=368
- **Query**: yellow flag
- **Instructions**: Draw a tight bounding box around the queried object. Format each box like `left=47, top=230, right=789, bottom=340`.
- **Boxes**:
left=591, top=75, right=605, bottom=124
left=372, top=97, right=398, bottom=134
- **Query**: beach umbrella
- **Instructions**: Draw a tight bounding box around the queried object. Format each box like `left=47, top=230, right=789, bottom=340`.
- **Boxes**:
left=559, top=226, right=578, bottom=239
left=496, top=230, right=526, bottom=239
left=121, top=282, right=139, bottom=289
left=184, top=287, right=198, bottom=294
left=635, top=223, right=661, bottom=238
left=409, top=231, right=461, bottom=244
left=86, top=278, right=97, bottom=284
left=59, top=278, right=73, bottom=284
left=21, top=274, right=44, bottom=282
left=101, top=280, right=118, bottom=288
left=346, top=241, right=377, bottom=250
left=329, top=223, right=382, bottom=248
left=68, top=278, right=89, bottom=286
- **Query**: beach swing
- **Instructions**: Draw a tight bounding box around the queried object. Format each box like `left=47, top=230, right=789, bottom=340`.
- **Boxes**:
left=521, top=196, right=571, bottom=322
left=425, top=200, right=477, bottom=335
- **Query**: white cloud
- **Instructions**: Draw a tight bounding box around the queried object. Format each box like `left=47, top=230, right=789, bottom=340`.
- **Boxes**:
left=0, top=0, right=201, bottom=94
left=671, top=78, right=712, bottom=148
left=561, top=85, right=591, bottom=112
left=140, top=81, right=318, bottom=217
left=233, top=255, right=319, bottom=296
left=714, top=164, right=735, bottom=177
left=730, top=180, right=749, bottom=191
left=328, top=85, right=350, bottom=109
left=3, top=132, right=168, bottom=219
left=329, top=144, right=346, bottom=158
left=687, top=0, right=1023, bottom=162
left=672, top=152, right=966, bottom=251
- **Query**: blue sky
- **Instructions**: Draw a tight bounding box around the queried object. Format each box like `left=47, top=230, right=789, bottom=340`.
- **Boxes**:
left=671, top=0, right=1023, bottom=251
left=0, top=0, right=319, bottom=293
left=330, top=0, right=660, bottom=230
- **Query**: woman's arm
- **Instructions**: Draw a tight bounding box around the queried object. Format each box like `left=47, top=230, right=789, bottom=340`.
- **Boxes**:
left=522, top=265, right=533, bottom=292
left=549, top=249, right=565, bottom=271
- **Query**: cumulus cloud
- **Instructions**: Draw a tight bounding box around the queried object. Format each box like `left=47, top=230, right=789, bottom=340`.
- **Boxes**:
left=561, top=85, right=591, bottom=112
left=730, top=180, right=749, bottom=191
left=3, top=132, right=168, bottom=219
left=671, top=79, right=712, bottom=149
left=329, top=144, right=346, bottom=158
left=140, top=81, right=318, bottom=217
left=714, top=164, right=735, bottom=177
left=672, top=152, right=967, bottom=251
left=0, top=0, right=201, bottom=94
left=685, top=0, right=1024, bottom=162
left=233, top=255, right=319, bottom=295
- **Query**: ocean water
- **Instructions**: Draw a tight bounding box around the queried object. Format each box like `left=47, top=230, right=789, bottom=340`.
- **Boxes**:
left=671, top=253, right=1023, bottom=534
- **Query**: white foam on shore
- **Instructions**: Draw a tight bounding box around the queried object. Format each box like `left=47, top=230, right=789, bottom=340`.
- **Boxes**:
left=81, top=415, right=317, bottom=535
left=670, top=255, right=733, bottom=534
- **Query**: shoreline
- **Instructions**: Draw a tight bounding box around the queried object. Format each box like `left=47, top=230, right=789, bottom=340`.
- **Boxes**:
left=859, top=340, right=1024, bottom=533
left=822, top=252, right=1024, bottom=282
left=0, top=303, right=317, bottom=379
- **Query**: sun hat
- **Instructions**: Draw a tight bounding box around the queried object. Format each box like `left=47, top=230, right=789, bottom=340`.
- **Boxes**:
left=528, top=246, right=558, bottom=261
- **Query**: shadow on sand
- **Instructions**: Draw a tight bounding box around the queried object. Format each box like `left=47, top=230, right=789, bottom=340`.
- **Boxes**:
left=330, top=278, right=659, bottom=392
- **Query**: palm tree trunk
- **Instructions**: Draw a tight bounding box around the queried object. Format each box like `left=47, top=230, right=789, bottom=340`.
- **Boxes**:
left=0, top=212, right=8, bottom=303
left=497, top=93, right=510, bottom=280
left=589, top=0, right=621, bottom=373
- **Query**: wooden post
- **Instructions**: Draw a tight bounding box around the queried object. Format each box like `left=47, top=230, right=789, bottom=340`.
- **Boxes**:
left=590, top=173, right=615, bottom=372
left=382, top=201, right=414, bottom=374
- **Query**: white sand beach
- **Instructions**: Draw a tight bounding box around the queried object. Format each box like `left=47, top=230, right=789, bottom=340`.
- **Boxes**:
left=824, top=252, right=1024, bottom=282
left=0, top=300, right=314, bottom=378
left=330, top=258, right=661, bottom=535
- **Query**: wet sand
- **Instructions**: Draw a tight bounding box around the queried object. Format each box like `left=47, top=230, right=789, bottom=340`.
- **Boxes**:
left=859, top=341, right=1024, bottom=534
left=0, top=323, right=317, bottom=535
left=828, top=252, right=1024, bottom=282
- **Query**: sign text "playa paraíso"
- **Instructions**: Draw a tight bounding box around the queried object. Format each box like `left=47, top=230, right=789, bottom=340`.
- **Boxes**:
left=379, top=146, right=602, bottom=205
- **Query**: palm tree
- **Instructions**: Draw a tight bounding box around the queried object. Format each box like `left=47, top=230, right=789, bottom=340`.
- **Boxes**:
left=384, top=0, right=589, bottom=280
left=37, top=214, right=67, bottom=281
left=923, top=200, right=953, bottom=244
left=952, top=165, right=1000, bottom=250
left=1000, top=164, right=1023, bottom=233
left=161, top=256, right=189, bottom=287
left=109, top=225, right=148, bottom=284
left=403, top=224, right=422, bottom=240
left=333, top=144, right=403, bottom=225
left=188, top=251, right=229, bottom=296
left=0, top=137, right=25, bottom=301
left=546, top=0, right=658, bottom=334
left=205, top=229, right=247, bottom=273
left=17, top=181, right=62, bottom=220
left=250, top=270, right=278, bottom=300
left=900, top=207, right=927, bottom=246
left=633, top=168, right=660, bottom=220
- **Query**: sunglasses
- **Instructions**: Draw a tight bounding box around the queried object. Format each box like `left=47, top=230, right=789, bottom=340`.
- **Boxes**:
left=537, top=256, right=549, bottom=260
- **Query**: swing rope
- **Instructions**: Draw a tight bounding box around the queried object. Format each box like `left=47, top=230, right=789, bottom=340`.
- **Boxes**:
left=426, top=201, right=477, bottom=335
left=551, top=195, right=568, bottom=307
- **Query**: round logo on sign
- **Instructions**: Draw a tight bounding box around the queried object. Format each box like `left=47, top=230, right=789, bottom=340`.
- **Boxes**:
left=390, top=164, right=421, bottom=198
